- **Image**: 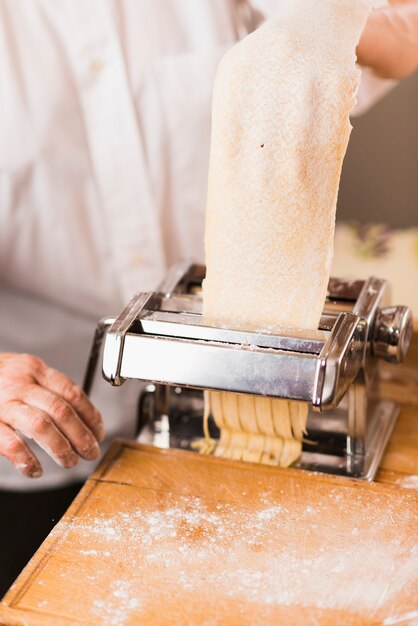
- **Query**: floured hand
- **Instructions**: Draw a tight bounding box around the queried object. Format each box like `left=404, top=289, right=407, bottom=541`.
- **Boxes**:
left=0, top=353, right=104, bottom=478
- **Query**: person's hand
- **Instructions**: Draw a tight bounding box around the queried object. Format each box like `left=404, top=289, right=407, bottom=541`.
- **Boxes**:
left=0, top=353, right=104, bottom=478
left=357, top=0, right=418, bottom=79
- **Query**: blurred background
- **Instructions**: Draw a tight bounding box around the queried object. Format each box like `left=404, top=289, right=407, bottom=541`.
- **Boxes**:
left=339, top=71, right=418, bottom=227
left=331, top=70, right=418, bottom=317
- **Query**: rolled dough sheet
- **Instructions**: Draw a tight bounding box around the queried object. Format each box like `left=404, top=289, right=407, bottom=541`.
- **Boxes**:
left=202, top=0, right=386, bottom=465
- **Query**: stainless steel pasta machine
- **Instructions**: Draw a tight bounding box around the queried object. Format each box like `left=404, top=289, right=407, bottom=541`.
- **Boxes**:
left=84, top=260, right=413, bottom=481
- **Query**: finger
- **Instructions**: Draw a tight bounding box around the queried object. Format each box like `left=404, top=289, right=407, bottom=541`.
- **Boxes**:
left=0, top=421, right=42, bottom=478
left=38, top=367, right=104, bottom=442
left=20, top=386, right=100, bottom=461
left=2, top=400, right=80, bottom=469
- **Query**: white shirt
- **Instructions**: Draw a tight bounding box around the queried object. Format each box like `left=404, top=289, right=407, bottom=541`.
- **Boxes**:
left=0, top=0, right=394, bottom=489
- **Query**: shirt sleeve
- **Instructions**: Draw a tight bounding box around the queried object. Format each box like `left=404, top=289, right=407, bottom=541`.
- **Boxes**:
left=352, top=66, right=398, bottom=116
left=247, top=0, right=281, bottom=19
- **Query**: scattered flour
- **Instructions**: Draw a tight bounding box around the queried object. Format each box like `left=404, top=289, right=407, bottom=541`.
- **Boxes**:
left=39, top=488, right=418, bottom=626
left=397, top=475, right=418, bottom=492
left=92, top=579, right=141, bottom=626
left=382, top=609, right=418, bottom=625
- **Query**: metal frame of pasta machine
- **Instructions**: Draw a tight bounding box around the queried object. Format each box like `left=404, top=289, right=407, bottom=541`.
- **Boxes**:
left=83, top=260, right=414, bottom=481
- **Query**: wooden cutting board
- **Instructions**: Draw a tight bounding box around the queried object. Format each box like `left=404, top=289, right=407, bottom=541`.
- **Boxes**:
left=1, top=441, right=417, bottom=626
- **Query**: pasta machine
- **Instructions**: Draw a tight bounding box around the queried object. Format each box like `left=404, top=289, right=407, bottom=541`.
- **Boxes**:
left=84, top=260, right=413, bottom=481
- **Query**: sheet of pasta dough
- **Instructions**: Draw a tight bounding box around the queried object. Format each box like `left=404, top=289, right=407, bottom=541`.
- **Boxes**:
left=202, top=0, right=386, bottom=465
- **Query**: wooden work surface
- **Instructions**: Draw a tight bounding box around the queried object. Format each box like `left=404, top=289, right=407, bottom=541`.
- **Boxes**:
left=1, top=434, right=417, bottom=626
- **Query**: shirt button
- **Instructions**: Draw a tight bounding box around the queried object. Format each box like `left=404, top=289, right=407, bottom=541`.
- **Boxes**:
left=90, top=59, right=104, bottom=74
left=131, top=254, right=144, bottom=267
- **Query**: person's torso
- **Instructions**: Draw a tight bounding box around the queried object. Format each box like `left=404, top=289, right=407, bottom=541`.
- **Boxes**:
left=0, top=0, right=267, bottom=488
left=0, top=0, right=264, bottom=316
